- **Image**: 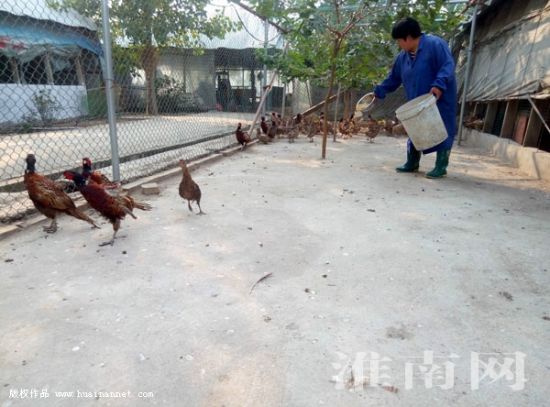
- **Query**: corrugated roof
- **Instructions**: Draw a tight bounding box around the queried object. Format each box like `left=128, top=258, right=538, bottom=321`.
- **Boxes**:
left=0, top=0, right=97, bottom=31
left=457, top=0, right=550, bottom=101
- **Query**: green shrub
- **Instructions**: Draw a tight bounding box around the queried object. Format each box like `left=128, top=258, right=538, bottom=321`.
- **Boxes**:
left=87, top=88, right=108, bottom=118
left=155, top=75, right=206, bottom=113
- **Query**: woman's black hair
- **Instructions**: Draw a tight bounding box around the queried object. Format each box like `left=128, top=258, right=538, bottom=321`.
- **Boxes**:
left=391, top=17, right=422, bottom=40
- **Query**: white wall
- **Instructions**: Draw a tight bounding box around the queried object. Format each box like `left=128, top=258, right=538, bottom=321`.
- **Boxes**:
left=0, top=84, right=88, bottom=124
left=462, top=128, right=550, bottom=182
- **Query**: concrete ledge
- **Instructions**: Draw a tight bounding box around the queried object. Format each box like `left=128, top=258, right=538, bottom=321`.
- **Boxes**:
left=0, top=224, right=23, bottom=240
left=462, top=128, right=550, bottom=181
left=0, top=141, right=254, bottom=241
left=535, top=151, right=550, bottom=180
left=516, top=148, right=539, bottom=179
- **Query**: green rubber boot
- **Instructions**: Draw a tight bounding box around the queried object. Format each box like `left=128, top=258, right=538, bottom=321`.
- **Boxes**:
left=426, top=149, right=451, bottom=179
left=396, top=145, right=421, bottom=172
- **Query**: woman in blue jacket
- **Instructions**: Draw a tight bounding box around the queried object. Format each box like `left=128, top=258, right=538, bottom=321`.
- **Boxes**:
left=374, top=17, right=457, bottom=178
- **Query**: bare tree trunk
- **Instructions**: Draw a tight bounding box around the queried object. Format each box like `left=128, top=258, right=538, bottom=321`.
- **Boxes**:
left=142, top=45, right=159, bottom=115
left=333, top=83, right=341, bottom=142
left=322, top=39, right=341, bottom=159
left=343, top=89, right=351, bottom=121
left=349, top=89, right=357, bottom=117
left=319, top=1, right=366, bottom=157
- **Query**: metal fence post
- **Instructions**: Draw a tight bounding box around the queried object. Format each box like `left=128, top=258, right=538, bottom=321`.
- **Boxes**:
left=101, top=0, right=121, bottom=182
left=262, top=18, right=268, bottom=115
left=457, top=1, right=479, bottom=146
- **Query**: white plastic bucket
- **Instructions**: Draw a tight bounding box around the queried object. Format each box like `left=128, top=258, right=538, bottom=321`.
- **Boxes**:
left=395, top=93, right=447, bottom=151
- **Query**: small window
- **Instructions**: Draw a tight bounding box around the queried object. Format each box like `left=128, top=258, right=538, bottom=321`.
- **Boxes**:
left=476, top=103, right=487, bottom=119
left=492, top=101, right=507, bottom=136
left=80, top=50, right=102, bottom=89
left=51, top=56, right=78, bottom=85
left=538, top=102, right=550, bottom=153
left=21, top=55, right=48, bottom=84
left=0, top=54, right=15, bottom=83
left=538, top=126, right=550, bottom=152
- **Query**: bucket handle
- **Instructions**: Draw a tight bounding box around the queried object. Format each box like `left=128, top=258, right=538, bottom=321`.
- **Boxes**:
left=412, top=94, right=438, bottom=115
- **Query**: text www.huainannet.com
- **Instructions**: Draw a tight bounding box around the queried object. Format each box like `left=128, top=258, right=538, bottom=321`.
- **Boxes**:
left=56, top=390, right=154, bottom=398
left=9, top=388, right=154, bottom=400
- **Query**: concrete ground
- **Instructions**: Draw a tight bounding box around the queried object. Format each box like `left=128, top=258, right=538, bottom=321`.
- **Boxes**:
left=1, top=135, right=549, bottom=406
left=0, top=111, right=254, bottom=221
left=0, top=111, right=255, bottom=178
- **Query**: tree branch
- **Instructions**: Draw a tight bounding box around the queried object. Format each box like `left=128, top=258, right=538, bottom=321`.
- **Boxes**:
left=229, top=0, right=290, bottom=34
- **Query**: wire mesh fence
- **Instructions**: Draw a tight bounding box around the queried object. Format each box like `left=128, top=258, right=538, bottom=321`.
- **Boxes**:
left=0, top=0, right=302, bottom=223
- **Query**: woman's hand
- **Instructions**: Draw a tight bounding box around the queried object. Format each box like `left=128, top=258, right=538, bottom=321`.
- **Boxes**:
left=430, top=87, right=442, bottom=100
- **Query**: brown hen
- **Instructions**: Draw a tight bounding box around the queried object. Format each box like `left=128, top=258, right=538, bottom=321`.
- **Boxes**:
left=24, top=154, right=98, bottom=233
left=178, top=160, right=205, bottom=215
left=260, top=116, right=269, bottom=135
left=116, top=194, right=152, bottom=214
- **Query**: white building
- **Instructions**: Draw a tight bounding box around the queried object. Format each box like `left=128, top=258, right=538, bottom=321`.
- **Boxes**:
left=0, top=0, right=103, bottom=126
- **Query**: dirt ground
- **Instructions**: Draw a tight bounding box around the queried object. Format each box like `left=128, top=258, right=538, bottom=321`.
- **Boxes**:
left=1, top=135, right=549, bottom=406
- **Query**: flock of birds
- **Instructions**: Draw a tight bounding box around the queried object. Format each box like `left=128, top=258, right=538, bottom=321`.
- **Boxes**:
left=235, top=111, right=406, bottom=148
left=23, top=154, right=203, bottom=246
left=23, top=111, right=405, bottom=246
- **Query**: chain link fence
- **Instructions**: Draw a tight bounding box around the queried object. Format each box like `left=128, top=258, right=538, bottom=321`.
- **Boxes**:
left=0, top=0, right=310, bottom=223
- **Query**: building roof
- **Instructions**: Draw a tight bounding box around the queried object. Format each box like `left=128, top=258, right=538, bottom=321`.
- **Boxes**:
left=0, top=1, right=101, bottom=59
left=0, top=0, right=97, bottom=32
left=457, top=0, right=550, bottom=101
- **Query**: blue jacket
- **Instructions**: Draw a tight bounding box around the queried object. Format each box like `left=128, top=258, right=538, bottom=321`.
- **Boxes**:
left=374, top=34, right=457, bottom=153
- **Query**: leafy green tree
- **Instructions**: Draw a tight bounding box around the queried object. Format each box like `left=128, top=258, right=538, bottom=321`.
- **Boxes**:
left=251, top=0, right=369, bottom=157
left=339, top=0, right=464, bottom=89
left=51, top=0, right=235, bottom=114
left=249, top=0, right=465, bottom=157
